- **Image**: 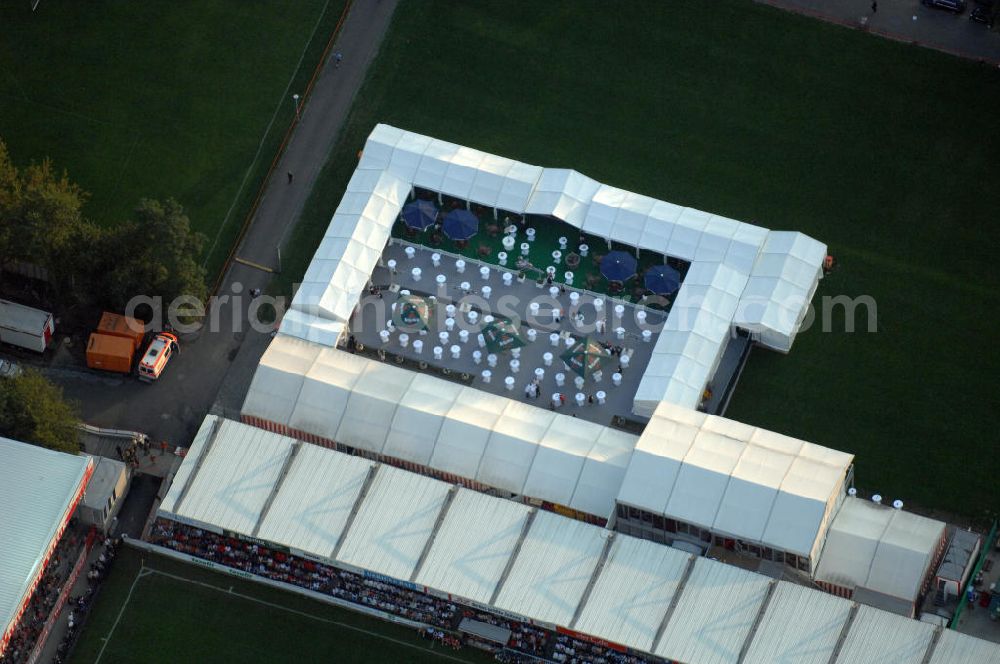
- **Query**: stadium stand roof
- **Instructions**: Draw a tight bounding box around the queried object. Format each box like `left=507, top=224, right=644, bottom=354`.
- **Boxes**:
left=616, top=401, right=854, bottom=564
left=254, top=444, right=375, bottom=559
left=653, top=557, right=772, bottom=664
left=814, top=497, right=947, bottom=608
left=1, top=437, right=92, bottom=652
left=160, top=418, right=296, bottom=535
left=156, top=417, right=1000, bottom=664
left=334, top=464, right=452, bottom=582
left=571, top=535, right=690, bottom=653
left=492, top=510, right=608, bottom=628
left=930, top=627, right=1000, bottom=663
left=834, top=605, right=936, bottom=664
left=243, top=334, right=638, bottom=520
left=414, top=489, right=531, bottom=604
left=741, top=581, right=852, bottom=664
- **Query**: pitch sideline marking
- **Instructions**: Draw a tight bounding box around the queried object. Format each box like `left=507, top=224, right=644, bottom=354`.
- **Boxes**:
left=202, top=0, right=333, bottom=269
left=145, top=568, right=473, bottom=664
left=93, top=565, right=154, bottom=664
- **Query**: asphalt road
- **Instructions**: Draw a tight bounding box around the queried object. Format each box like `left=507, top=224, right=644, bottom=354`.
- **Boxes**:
left=45, top=0, right=400, bottom=449
left=760, top=0, right=1000, bottom=63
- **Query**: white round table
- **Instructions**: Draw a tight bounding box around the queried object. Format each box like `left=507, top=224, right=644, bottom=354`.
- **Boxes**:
left=411, top=267, right=422, bottom=281
left=552, top=250, right=562, bottom=264
left=436, top=274, right=447, bottom=289
left=433, top=346, right=444, bottom=360
left=431, top=252, right=441, bottom=267
left=504, top=376, right=515, bottom=391
left=455, top=259, right=466, bottom=273
left=399, top=333, right=410, bottom=348
left=543, top=352, right=553, bottom=366
left=481, top=369, right=492, bottom=383
left=413, top=339, right=423, bottom=354
left=480, top=266, right=490, bottom=281
left=520, top=242, right=530, bottom=256
left=450, top=345, right=461, bottom=359
left=534, top=367, right=545, bottom=380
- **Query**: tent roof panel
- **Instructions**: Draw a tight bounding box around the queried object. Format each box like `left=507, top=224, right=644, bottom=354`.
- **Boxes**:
left=742, top=581, right=852, bottom=664
left=256, top=445, right=375, bottom=559
left=929, top=629, right=1000, bottom=664
left=335, top=465, right=451, bottom=582
left=493, top=510, right=606, bottom=627
left=835, top=605, right=934, bottom=664
left=655, top=557, right=772, bottom=664
left=169, top=418, right=295, bottom=535
left=573, top=535, right=692, bottom=651
left=415, top=489, right=532, bottom=605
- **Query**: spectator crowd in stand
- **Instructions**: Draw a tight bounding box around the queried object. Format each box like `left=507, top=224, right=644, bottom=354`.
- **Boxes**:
left=150, top=519, right=661, bottom=664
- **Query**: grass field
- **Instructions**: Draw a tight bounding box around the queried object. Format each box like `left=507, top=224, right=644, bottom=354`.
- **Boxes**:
left=280, top=0, right=1000, bottom=519
left=0, top=0, right=345, bottom=279
left=70, top=547, right=491, bottom=664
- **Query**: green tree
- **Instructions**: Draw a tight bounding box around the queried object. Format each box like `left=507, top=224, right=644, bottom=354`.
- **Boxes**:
left=0, top=138, right=90, bottom=291
left=102, top=198, right=208, bottom=316
left=0, top=370, right=80, bottom=454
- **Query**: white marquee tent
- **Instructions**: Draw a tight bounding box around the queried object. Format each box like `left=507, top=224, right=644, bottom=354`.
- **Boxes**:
left=616, top=401, right=854, bottom=567
left=156, top=416, right=998, bottom=664
left=242, top=334, right=638, bottom=520
left=734, top=231, right=827, bottom=352
left=814, top=497, right=946, bottom=611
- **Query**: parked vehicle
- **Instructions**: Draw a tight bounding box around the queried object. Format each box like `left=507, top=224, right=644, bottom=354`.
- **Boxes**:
left=137, top=332, right=179, bottom=382
left=96, top=312, right=146, bottom=352
left=86, top=333, right=135, bottom=374
left=0, top=298, right=55, bottom=352
left=0, top=358, right=22, bottom=378
left=922, top=0, right=967, bottom=13
left=970, top=2, right=995, bottom=24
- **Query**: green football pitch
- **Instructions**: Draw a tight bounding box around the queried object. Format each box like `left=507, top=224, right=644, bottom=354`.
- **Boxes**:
left=281, top=0, right=1000, bottom=519
left=0, top=0, right=345, bottom=279
left=70, top=547, right=492, bottom=664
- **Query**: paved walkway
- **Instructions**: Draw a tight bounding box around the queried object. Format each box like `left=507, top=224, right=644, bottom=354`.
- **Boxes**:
left=759, top=0, right=1000, bottom=64
left=46, top=0, right=400, bottom=449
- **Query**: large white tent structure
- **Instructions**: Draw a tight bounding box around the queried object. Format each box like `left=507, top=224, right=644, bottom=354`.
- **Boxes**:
left=614, top=401, right=854, bottom=573
left=155, top=417, right=997, bottom=664
left=266, top=124, right=828, bottom=427
left=0, top=437, right=93, bottom=657
left=814, top=496, right=947, bottom=616
left=243, top=334, right=638, bottom=522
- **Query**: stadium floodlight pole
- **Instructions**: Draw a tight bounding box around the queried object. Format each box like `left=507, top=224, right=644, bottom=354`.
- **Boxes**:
left=292, top=94, right=300, bottom=119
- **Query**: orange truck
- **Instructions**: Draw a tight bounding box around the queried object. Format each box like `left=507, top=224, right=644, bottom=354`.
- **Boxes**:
left=96, top=312, right=146, bottom=350
left=86, top=333, right=135, bottom=373
left=85, top=312, right=146, bottom=374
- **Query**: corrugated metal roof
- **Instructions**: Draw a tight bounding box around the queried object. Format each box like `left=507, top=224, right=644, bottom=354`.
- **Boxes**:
left=834, top=605, right=935, bottom=664
left=654, top=557, right=772, bottom=664
left=0, top=437, right=91, bottom=639
left=158, top=414, right=218, bottom=515
left=928, top=628, right=1000, bottom=663
left=335, top=465, right=451, bottom=582
left=742, top=581, right=852, bottom=664
left=254, top=444, right=375, bottom=559
left=415, top=489, right=531, bottom=604
left=493, top=510, right=607, bottom=627
left=164, top=418, right=295, bottom=534
left=572, top=535, right=691, bottom=651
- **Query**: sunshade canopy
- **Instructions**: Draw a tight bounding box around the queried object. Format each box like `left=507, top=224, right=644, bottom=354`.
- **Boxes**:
left=644, top=264, right=681, bottom=295
left=395, top=295, right=435, bottom=331
left=481, top=319, right=526, bottom=354
left=443, top=209, right=478, bottom=240
left=560, top=337, right=613, bottom=379
left=401, top=199, right=437, bottom=231
left=600, top=250, right=638, bottom=282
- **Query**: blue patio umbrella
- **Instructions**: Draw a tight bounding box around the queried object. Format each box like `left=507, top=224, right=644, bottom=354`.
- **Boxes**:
left=600, top=250, right=638, bottom=283
left=442, top=209, right=479, bottom=241
left=401, top=200, right=438, bottom=231
left=644, top=264, right=681, bottom=295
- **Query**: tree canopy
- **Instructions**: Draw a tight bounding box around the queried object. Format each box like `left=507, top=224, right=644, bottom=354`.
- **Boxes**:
left=0, top=370, right=80, bottom=454
left=0, top=138, right=208, bottom=317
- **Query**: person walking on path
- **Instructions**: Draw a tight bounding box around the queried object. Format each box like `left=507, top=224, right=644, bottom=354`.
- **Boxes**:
left=871, top=1, right=877, bottom=13
left=335, top=52, right=343, bottom=68
left=287, top=171, right=293, bottom=184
